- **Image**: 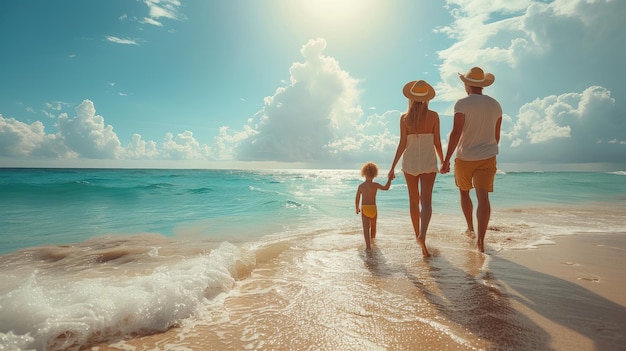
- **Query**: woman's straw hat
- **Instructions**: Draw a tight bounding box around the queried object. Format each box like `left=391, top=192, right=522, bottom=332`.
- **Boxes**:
left=403, top=80, right=436, bottom=102
left=458, top=66, right=495, bottom=87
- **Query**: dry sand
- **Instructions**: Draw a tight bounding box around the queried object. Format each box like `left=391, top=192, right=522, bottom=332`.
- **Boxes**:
left=492, top=232, right=626, bottom=351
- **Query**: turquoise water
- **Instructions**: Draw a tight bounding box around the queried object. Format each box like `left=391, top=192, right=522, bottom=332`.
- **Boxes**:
left=0, top=168, right=625, bottom=350
left=1, top=168, right=624, bottom=254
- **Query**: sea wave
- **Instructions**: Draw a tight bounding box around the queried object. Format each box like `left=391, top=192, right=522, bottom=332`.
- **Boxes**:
left=0, top=239, right=253, bottom=351
left=607, top=170, right=626, bottom=176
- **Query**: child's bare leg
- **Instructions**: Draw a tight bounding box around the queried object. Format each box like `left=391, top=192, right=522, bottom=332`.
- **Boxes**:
left=370, top=216, right=377, bottom=240
left=361, top=215, right=372, bottom=250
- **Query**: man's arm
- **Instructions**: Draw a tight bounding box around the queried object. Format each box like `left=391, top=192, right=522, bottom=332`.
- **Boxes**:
left=495, top=116, right=502, bottom=144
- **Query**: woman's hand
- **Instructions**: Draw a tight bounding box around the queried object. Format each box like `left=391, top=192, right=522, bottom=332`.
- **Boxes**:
left=440, top=161, right=450, bottom=174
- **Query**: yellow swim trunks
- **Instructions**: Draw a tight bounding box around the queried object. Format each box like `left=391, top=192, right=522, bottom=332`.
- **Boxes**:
left=361, top=205, right=377, bottom=219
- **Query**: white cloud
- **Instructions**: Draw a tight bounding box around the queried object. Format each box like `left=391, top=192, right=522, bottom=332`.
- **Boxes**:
left=502, top=86, right=624, bottom=163
left=161, top=131, right=210, bottom=160
left=1, top=100, right=215, bottom=162
left=106, top=36, right=138, bottom=45
left=437, top=0, right=626, bottom=165
left=233, top=38, right=375, bottom=163
left=144, top=0, right=182, bottom=21
left=124, top=134, right=159, bottom=159
left=140, top=17, right=163, bottom=27
left=57, top=100, right=122, bottom=159
left=0, top=115, right=72, bottom=158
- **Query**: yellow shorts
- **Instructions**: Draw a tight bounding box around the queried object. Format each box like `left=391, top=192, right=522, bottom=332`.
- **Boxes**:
left=454, top=157, right=497, bottom=192
left=361, top=205, right=377, bottom=219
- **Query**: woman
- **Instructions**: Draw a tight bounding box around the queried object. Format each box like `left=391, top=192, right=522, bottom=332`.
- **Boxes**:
left=388, top=80, right=444, bottom=257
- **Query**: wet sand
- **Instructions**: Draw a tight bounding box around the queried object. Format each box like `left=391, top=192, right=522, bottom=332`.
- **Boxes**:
left=82, top=232, right=626, bottom=351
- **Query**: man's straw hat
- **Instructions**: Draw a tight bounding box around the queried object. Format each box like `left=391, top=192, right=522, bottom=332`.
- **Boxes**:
left=458, top=66, right=495, bottom=87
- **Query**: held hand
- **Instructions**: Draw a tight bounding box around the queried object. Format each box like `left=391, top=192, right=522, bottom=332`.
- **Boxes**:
left=356, top=208, right=360, bottom=215
left=388, top=170, right=396, bottom=180
left=440, top=161, right=450, bottom=174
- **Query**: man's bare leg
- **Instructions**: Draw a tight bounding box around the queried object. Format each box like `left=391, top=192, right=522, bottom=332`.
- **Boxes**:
left=460, top=190, right=475, bottom=238
left=475, top=188, right=491, bottom=253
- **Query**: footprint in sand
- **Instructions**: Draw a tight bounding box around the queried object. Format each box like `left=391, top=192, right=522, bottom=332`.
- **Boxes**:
left=577, top=277, right=600, bottom=282
left=561, top=261, right=578, bottom=266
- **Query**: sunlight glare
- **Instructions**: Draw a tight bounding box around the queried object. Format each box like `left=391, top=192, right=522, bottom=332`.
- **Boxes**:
left=296, top=0, right=376, bottom=26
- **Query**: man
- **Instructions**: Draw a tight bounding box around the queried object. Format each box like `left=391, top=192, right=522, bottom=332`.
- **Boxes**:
left=440, top=67, right=502, bottom=253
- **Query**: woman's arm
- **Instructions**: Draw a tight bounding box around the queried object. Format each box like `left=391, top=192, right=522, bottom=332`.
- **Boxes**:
left=432, top=112, right=444, bottom=164
left=388, top=116, right=408, bottom=180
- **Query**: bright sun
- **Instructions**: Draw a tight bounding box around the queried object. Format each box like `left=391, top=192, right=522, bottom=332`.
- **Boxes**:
left=295, top=0, right=378, bottom=26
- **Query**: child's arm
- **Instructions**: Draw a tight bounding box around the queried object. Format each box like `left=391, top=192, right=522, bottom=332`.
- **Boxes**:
left=378, top=177, right=392, bottom=191
left=355, top=185, right=362, bottom=214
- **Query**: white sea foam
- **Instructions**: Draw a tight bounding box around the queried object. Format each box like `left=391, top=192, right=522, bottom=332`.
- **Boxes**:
left=0, top=242, right=249, bottom=351
left=607, top=170, right=626, bottom=176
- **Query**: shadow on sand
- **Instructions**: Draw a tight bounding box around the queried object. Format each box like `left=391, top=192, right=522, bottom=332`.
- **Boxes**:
left=406, top=251, right=552, bottom=350
left=489, top=255, right=626, bottom=350
left=405, top=250, right=626, bottom=350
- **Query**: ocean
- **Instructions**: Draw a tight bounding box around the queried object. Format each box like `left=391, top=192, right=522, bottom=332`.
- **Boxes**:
left=0, top=168, right=625, bottom=350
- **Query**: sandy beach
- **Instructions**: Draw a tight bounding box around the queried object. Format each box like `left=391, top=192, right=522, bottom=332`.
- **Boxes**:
left=493, top=232, right=626, bottom=351
left=77, top=231, right=626, bottom=351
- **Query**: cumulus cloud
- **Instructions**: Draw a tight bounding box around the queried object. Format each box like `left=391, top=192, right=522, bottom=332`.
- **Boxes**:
left=438, top=0, right=626, bottom=165
left=57, top=100, right=123, bottom=159
left=161, top=131, right=210, bottom=160
left=1, top=100, right=213, bottom=162
left=0, top=115, right=71, bottom=158
left=124, top=134, right=159, bottom=159
left=502, top=86, right=623, bottom=163
left=228, top=38, right=394, bottom=164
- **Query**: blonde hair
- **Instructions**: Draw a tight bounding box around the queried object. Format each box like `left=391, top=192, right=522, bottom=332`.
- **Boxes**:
left=361, top=162, right=379, bottom=178
left=406, top=100, right=429, bottom=130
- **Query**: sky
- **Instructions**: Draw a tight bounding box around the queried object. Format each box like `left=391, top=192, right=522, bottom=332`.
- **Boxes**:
left=0, top=0, right=624, bottom=171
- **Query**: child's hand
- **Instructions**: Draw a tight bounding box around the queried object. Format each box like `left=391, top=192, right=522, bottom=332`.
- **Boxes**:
left=388, top=170, right=395, bottom=180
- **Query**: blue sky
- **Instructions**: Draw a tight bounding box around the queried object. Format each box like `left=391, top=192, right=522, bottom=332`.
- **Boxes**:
left=1, top=0, right=624, bottom=171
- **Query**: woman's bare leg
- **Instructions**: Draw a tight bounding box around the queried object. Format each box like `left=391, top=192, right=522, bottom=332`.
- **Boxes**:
left=404, top=172, right=429, bottom=257
left=418, top=172, right=436, bottom=248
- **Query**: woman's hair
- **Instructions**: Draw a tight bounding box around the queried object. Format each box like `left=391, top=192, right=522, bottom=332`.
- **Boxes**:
left=406, top=100, right=429, bottom=131
left=361, top=162, right=378, bottom=178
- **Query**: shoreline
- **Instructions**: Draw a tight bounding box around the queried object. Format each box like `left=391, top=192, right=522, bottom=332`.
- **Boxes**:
left=492, top=232, right=626, bottom=350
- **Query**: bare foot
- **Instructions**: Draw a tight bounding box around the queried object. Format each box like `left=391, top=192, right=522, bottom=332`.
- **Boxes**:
left=465, top=230, right=476, bottom=239
left=417, top=236, right=431, bottom=257
left=477, top=239, right=484, bottom=253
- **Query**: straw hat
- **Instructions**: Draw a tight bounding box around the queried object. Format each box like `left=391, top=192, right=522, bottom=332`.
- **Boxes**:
left=458, top=67, right=495, bottom=87
left=402, top=80, right=436, bottom=102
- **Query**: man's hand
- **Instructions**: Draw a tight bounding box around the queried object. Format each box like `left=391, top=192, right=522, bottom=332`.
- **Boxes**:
left=440, top=161, right=451, bottom=174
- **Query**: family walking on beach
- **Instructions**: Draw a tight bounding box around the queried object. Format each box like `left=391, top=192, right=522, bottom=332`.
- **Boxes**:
left=356, top=66, right=503, bottom=255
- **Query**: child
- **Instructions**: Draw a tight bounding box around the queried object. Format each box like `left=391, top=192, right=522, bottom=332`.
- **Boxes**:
left=355, top=162, right=392, bottom=250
